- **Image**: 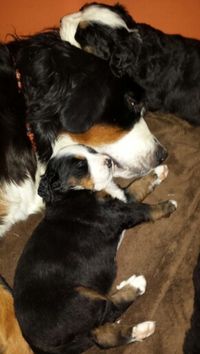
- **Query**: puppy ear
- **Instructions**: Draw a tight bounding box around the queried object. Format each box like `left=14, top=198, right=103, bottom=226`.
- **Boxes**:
left=38, top=168, right=61, bottom=203
left=110, top=32, right=141, bottom=77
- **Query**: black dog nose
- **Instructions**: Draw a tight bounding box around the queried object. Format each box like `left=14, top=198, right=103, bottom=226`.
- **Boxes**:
left=156, top=145, right=168, bottom=164
left=105, top=158, right=112, bottom=168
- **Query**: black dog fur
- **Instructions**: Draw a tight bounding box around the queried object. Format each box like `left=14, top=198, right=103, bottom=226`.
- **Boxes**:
left=64, top=2, right=200, bottom=125
left=0, top=43, right=36, bottom=185
left=184, top=253, right=200, bottom=353
left=14, top=146, right=176, bottom=354
left=7, top=30, right=143, bottom=162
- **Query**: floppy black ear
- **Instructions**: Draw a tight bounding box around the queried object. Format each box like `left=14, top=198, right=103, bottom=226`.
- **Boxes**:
left=38, top=167, right=61, bottom=203
left=110, top=32, right=142, bottom=78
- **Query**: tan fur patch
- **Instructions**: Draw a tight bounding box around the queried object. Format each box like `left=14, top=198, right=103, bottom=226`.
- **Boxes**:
left=0, top=200, right=8, bottom=220
left=83, top=45, right=96, bottom=54
left=149, top=201, right=176, bottom=221
left=66, top=124, right=128, bottom=147
left=81, top=176, right=94, bottom=190
left=0, top=284, right=33, bottom=354
left=110, top=284, right=139, bottom=306
left=79, top=20, right=89, bottom=29
left=126, top=172, right=158, bottom=202
left=96, top=190, right=110, bottom=200
left=67, top=176, right=94, bottom=190
left=76, top=286, right=107, bottom=301
left=92, top=322, right=132, bottom=348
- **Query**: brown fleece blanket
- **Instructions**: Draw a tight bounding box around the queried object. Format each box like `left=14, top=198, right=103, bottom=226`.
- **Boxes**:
left=0, top=113, right=200, bottom=354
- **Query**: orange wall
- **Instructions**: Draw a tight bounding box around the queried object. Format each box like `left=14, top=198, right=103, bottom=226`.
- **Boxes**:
left=1, top=0, right=200, bottom=42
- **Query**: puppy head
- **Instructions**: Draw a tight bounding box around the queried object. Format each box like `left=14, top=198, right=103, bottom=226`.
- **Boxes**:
left=60, top=3, right=141, bottom=76
left=60, top=3, right=136, bottom=48
left=38, top=144, right=115, bottom=203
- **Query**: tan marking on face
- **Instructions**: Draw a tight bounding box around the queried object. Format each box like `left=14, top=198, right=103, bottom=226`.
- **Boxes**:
left=81, top=176, right=94, bottom=189
left=67, top=175, right=94, bottom=190
left=65, top=124, right=128, bottom=147
left=0, top=284, right=33, bottom=354
left=76, top=286, right=107, bottom=301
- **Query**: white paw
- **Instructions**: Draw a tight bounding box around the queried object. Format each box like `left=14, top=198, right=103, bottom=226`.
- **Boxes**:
left=169, top=199, right=178, bottom=209
left=151, top=165, right=168, bottom=188
left=131, top=321, right=156, bottom=342
left=116, top=275, right=146, bottom=295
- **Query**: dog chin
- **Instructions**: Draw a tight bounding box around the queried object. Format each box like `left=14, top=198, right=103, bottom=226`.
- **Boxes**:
left=113, top=164, right=153, bottom=179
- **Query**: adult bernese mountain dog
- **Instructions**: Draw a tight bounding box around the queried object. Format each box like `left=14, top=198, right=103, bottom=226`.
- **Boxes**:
left=0, top=30, right=167, bottom=237
left=60, top=2, right=200, bottom=125
left=13, top=144, right=177, bottom=354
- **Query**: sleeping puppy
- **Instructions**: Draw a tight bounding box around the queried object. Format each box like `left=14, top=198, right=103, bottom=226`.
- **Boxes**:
left=0, top=30, right=167, bottom=237
left=14, top=144, right=177, bottom=354
left=0, top=275, right=33, bottom=354
left=60, top=2, right=200, bottom=125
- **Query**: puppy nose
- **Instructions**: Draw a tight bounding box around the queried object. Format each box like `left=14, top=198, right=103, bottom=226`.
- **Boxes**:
left=156, top=145, right=168, bottom=164
left=104, top=158, right=112, bottom=168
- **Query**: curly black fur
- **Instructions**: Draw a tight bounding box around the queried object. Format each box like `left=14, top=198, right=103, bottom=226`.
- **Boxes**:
left=72, top=3, right=200, bottom=125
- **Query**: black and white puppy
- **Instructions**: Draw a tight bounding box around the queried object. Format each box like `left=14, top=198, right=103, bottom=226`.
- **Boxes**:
left=60, top=3, right=200, bottom=125
left=14, top=144, right=177, bottom=354
left=0, top=31, right=167, bottom=237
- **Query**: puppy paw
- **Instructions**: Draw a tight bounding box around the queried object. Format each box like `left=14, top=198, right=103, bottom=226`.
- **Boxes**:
left=131, top=321, right=156, bottom=342
left=154, top=164, right=168, bottom=182
left=150, top=165, right=168, bottom=190
left=162, top=199, right=177, bottom=216
left=116, top=275, right=146, bottom=295
left=150, top=199, right=177, bottom=221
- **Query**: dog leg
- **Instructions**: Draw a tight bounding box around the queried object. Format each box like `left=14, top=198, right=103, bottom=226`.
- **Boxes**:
left=111, top=274, right=146, bottom=311
left=98, top=275, right=147, bottom=325
left=126, top=165, right=169, bottom=202
left=91, top=321, right=155, bottom=349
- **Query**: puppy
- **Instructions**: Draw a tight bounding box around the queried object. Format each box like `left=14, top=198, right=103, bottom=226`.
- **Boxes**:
left=0, top=275, right=32, bottom=354
left=0, top=31, right=167, bottom=237
left=60, top=3, right=200, bottom=125
left=14, top=144, right=177, bottom=354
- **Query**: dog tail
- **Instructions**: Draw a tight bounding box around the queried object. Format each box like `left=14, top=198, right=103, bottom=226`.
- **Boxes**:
left=0, top=274, right=33, bottom=354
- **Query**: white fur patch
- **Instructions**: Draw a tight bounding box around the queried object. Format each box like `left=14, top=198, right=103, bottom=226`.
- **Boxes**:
left=60, top=5, right=133, bottom=46
left=116, top=274, right=147, bottom=295
left=169, top=200, right=178, bottom=209
left=131, top=321, right=156, bottom=342
left=0, top=161, right=45, bottom=237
